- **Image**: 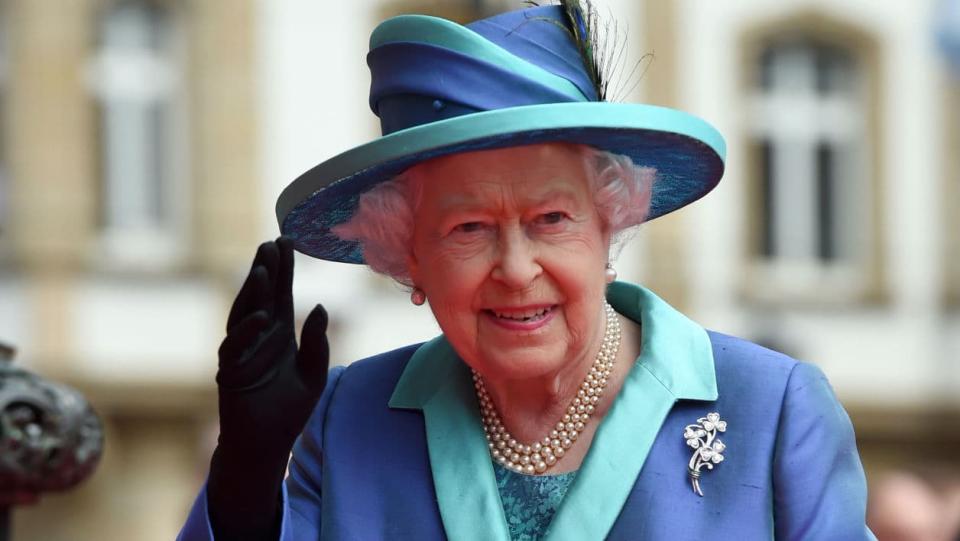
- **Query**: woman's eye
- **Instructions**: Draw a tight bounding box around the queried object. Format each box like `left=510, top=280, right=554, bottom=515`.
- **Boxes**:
left=537, top=212, right=566, bottom=225
left=453, top=222, right=485, bottom=234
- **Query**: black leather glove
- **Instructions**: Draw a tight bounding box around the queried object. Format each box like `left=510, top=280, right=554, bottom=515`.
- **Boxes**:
left=207, top=236, right=330, bottom=541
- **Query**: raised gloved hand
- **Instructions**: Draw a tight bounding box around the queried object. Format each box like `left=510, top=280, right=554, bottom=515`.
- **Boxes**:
left=207, top=236, right=329, bottom=541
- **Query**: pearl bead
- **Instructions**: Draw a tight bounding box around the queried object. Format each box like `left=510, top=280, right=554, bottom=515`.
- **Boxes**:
left=535, top=461, right=547, bottom=473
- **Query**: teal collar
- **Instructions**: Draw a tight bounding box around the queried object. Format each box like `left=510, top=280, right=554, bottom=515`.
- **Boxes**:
left=388, top=282, right=717, bottom=540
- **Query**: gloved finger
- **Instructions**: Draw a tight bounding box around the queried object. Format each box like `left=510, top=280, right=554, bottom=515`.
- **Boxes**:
left=274, top=236, right=295, bottom=323
left=226, top=266, right=272, bottom=334
left=218, top=309, right=270, bottom=369
left=227, top=241, right=279, bottom=331
left=297, top=304, right=330, bottom=389
left=217, top=322, right=292, bottom=392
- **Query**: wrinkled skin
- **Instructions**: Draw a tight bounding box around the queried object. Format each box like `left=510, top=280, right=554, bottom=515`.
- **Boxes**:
left=406, top=143, right=619, bottom=440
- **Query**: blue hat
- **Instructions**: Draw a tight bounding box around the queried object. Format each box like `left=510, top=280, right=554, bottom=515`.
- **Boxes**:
left=277, top=5, right=726, bottom=263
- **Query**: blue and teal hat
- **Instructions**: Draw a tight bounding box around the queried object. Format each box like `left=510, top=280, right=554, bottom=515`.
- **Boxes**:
left=277, top=5, right=726, bottom=263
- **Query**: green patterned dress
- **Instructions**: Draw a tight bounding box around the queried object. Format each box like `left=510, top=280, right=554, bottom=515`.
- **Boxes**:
left=492, top=462, right=579, bottom=541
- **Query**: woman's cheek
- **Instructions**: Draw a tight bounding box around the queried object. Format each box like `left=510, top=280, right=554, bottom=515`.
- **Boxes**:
left=423, top=249, right=490, bottom=313
left=433, top=238, right=493, bottom=273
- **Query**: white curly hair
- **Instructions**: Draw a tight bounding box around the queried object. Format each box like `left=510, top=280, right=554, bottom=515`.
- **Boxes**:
left=332, top=144, right=656, bottom=287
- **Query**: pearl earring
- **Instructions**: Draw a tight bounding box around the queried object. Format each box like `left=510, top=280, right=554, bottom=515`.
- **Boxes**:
left=410, top=288, right=426, bottom=306
left=605, top=263, right=617, bottom=283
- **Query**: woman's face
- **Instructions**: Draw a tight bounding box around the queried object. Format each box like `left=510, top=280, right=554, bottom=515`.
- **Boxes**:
left=407, top=143, right=611, bottom=383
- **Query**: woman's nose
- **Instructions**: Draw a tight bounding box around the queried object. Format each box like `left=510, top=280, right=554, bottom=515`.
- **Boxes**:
left=490, top=226, right=542, bottom=289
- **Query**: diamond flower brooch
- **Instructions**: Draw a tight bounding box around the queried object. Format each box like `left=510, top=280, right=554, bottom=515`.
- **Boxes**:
left=684, top=412, right=727, bottom=496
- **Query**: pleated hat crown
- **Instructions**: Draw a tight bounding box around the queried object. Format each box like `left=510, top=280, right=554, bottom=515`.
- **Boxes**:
left=369, top=6, right=599, bottom=135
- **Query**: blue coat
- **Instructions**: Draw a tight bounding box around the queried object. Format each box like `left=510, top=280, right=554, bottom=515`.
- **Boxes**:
left=179, top=282, right=875, bottom=540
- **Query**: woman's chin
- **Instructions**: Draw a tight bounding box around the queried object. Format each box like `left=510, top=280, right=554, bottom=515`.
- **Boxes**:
left=469, top=310, right=571, bottom=377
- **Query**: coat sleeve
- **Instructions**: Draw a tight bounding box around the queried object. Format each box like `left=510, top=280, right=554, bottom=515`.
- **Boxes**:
left=177, top=365, right=348, bottom=541
left=772, top=361, right=876, bottom=541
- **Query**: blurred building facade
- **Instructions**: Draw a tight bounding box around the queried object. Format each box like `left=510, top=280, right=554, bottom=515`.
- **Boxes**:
left=0, top=0, right=956, bottom=539
left=0, top=0, right=259, bottom=538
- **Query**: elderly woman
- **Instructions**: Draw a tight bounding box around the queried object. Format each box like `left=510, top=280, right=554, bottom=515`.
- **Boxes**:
left=180, top=3, right=874, bottom=540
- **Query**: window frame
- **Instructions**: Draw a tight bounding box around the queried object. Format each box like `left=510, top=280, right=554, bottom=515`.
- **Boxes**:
left=86, top=0, right=191, bottom=271
left=737, top=12, right=887, bottom=307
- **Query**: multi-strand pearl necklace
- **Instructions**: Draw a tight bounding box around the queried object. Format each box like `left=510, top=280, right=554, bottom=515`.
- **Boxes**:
left=472, top=302, right=622, bottom=475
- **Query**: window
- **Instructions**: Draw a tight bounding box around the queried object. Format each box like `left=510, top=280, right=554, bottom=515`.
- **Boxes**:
left=745, top=34, right=879, bottom=304
left=87, top=1, right=188, bottom=267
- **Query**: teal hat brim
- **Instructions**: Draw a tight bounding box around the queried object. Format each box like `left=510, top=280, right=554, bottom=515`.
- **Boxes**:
left=277, top=102, right=726, bottom=263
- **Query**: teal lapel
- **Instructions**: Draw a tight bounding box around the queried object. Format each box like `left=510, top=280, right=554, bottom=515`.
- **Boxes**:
left=545, top=281, right=718, bottom=540
left=389, top=337, right=512, bottom=541
left=389, top=282, right=717, bottom=540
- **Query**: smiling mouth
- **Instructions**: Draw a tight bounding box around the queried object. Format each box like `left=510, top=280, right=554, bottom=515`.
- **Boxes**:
left=486, top=305, right=556, bottom=322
